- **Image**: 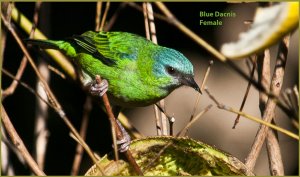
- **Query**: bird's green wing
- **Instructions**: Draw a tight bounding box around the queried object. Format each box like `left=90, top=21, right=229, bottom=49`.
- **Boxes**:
left=71, top=31, right=147, bottom=66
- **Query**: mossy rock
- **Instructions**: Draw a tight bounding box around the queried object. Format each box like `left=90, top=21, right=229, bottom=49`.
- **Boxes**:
left=85, top=136, right=254, bottom=176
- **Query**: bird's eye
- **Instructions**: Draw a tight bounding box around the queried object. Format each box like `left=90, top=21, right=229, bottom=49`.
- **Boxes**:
left=166, top=66, right=176, bottom=75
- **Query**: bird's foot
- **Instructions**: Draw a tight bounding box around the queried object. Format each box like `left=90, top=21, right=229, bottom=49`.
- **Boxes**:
left=90, top=79, right=108, bottom=97
left=113, top=119, right=131, bottom=153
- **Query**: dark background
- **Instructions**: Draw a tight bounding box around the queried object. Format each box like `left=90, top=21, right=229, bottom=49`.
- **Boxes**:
left=1, top=2, right=298, bottom=175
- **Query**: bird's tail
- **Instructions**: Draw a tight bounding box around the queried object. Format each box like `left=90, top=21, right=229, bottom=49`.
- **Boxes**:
left=24, top=39, right=60, bottom=49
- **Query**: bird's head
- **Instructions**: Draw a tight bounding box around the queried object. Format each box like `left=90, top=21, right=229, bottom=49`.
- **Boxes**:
left=152, top=47, right=201, bottom=94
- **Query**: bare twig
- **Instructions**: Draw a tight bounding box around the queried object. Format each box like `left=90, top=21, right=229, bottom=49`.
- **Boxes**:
left=1, top=14, right=105, bottom=175
left=35, top=62, right=50, bottom=170
left=177, top=105, right=212, bottom=137
left=145, top=2, right=168, bottom=136
left=99, top=1, right=110, bottom=31
left=266, top=130, right=284, bottom=175
left=2, top=1, right=37, bottom=100
left=204, top=88, right=299, bottom=140
left=30, top=2, right=51, bottom=171
left=127, top=2, right=170, bottom=23
left=10, top=6, right=76, bottom=79
left=2, top=68, right=105, bottom=175
left=245, top=35, right=292, bottom=172
left=95, top=1, right=102, bottom=31
left=257, top=48, right=284, bottom=175
left=154, top=2, right=295, bottom=119
left=1, top=106, right=46, bottom=176
left=95, top=75, right=143, bottom=176
left=232, top=56, right=257, bottom=129
left=104, top=2, right=127, bottom=31
left=71, top=96, right=92, bottom=175
left=47, top=65, right=66, bottom=79
left=185, top=60, right=213, bottom=135
left=143, top=2, right=163, bottom=136
left=155, top=2, right=226, bottom=61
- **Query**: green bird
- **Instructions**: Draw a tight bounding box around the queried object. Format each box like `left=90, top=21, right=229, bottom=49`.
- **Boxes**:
left=26, top=31, right=200, bottom=152
left=26, top=31, right=200, bottom=108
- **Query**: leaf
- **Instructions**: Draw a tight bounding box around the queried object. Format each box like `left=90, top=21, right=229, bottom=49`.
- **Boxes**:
left=85, top=136, right=254, bottom=176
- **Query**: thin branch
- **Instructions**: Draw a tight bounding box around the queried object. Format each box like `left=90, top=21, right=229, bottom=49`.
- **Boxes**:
left=204, top=88, right=299, bottom=140
left=99, top=1, right=110, bottom=31
left=2, top=68, right=105, bottom=175
left=1, top=14, right=105, bottom=175
left=71, top=96, right=92, bottom=175
left=144, top=2, right=168, bottom=136
left=95, top=1, right=102, bottom=31
left=154, top=2, right=226, bottom=61
left=232, top=56, right=257, bottom=129
left=47, top=65, right=66, bottom=79
left=127, top=2, right=170, bottom=23
left=95, top=75, right=143, bottom=176
left=177, top=105, right=212, bottom=137
left=104, top=2, right=127, bottom=31
left=184, top=60, right=213, bottom=135
left=154, top=2, right=295, bottom=119
left=1, top=106, right=46, bottom=176
left=257, top=48, right=284, bottom=175
left=2, top=1, right=40, bottom=100
left=142, top=3, right=161, bottom=135
left=31, top=2, right=50, bottom=171
left=10, top=6, right=76, bottom=79
left=245, top=35, right=291, bottom=171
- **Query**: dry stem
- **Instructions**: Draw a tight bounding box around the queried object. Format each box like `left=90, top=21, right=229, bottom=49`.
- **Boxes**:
left=71, top=96, right=92, bottom=175
left=1, top=106, right=46, bottom=176
left=244, top=35, right=291, bottom=171
left=95, top=75, right=143, bottom=176
left=1, top=12, right=105, bottom=175
left=232, top=56, right=257, bottom=129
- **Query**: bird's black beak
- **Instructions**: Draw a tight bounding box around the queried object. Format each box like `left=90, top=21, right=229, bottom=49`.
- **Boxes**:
left=181, top=75, right=202, bottom=94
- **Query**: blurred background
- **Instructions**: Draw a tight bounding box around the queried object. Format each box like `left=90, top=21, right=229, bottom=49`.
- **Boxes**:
left=1, top=2, right=298, bottom=175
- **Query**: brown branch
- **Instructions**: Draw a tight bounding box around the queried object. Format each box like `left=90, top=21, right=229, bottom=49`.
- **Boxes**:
left=95, top=1, right=102, bottom=31
left=1, top=1, right=44, bottom=99
left=184, top=60, right=213, bottom=136
left=1, top=13, right=106, bottom=175
left=154, top=2, right=226, bottom=61
left=99, top=1, right=110, bottom=31
left=1, top=105, right=46, bottom=176
left=232, top=56, right=257, bottom=129
left=127, top=2, right=170, bottom=23
left=104, top=2, right=127, bottom=31
left=2, top=68, right=105, bottom=175
left=71, top=96, right=92, bottom=175
left=245, top=35, right=291, bottom=172
left=143, top=2, right=163, bottom=136
left=204, top=87, right=298, bottom=140
left=153, top=2, right=294, bottom=119
left=144, top=2, right=168, bottom=136
left=95, top=75, right=143, bottom=176
left=258, top=49, right=284, bottom=175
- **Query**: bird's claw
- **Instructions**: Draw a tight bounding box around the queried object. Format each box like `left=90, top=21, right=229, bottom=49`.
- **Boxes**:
left=90, top=79, right=108, bottom=97
left=115, top=137, right=131, bottom=152
left=112, top=119, right=131, bottom=153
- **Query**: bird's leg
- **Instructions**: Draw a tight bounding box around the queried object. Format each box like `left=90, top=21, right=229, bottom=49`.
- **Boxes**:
left=88, top=78, right=131, bottom=152
left=89, top=79, right=108, bottom=96
left=115, top=119, right=131, bottom=152
left=112, top=106, right=132, bottom=153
